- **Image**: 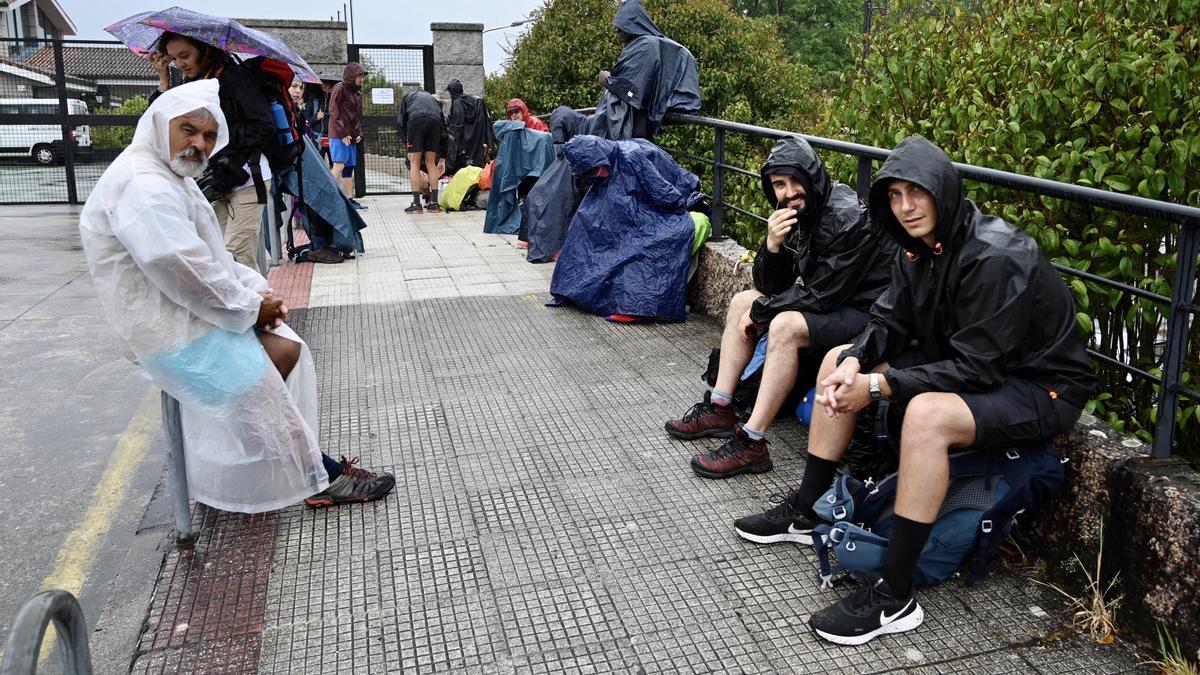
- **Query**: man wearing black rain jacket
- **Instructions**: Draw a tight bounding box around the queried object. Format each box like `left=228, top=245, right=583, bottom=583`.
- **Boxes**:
left=665, top=135, right=895, bottom=479
left=734, top=136, right=1096, bottom=646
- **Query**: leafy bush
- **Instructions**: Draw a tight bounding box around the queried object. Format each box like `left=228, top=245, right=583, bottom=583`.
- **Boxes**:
left=91, top=96, right=149, bottom=150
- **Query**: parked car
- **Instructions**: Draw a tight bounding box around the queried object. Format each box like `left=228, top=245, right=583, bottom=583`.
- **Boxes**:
left=0, top=98, right=92, bottom=165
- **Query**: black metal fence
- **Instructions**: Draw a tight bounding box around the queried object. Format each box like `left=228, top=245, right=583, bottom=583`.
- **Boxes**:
left=0, top=37, right=158, bottom=204
left=347, top=43, right=434, bottom=197
left=658, top=112, right=1200, bottom=460
left=0, top=38, right=433, bottom=205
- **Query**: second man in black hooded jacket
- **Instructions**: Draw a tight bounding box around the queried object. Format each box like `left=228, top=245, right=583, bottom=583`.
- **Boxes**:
left=665, top=135, right=895, bottom=479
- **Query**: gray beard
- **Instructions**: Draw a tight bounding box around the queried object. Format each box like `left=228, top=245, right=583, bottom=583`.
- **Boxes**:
left=169, top=149, right=208, bottom=179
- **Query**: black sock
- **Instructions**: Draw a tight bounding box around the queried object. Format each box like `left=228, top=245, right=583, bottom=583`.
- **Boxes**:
left=429, top=189, right=439, bottom=206
left=411, top=194, right=421, bottom=206
left=793, top=454, right=840, bottom=515
left=321, top=453, right=343, bottom=481
left=880, top=515, right=933, bottom=597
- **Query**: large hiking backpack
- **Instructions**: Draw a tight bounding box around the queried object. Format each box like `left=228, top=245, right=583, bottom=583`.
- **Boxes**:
left=239, top=56, right=304, bottom=173
left=808, top=443, right=1067, bottom=588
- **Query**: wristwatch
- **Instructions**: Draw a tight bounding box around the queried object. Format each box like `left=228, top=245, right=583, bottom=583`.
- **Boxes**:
left=868, top=373, right=883, bottom=402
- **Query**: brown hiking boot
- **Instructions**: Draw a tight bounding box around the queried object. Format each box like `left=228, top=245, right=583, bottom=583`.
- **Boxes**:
left=665, top=399, right=737, bottom=440
left=690, top=426, right=772, bottom=479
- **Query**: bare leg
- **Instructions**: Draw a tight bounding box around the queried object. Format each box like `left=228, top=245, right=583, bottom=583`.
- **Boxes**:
left=331, top=162, right=349, bottom=197
left=713, top=289, right=765, bottom=396
left=424, top=151, right=442, bottom=191
left=745, top=311, right=809, bottom=432
left=894, top=393, right=976, bottom=522
left=410, top=159, right=426, bottom=198
left=807, top=345, right=881, bottom=462
left=258, top=331, right=301, bottom=381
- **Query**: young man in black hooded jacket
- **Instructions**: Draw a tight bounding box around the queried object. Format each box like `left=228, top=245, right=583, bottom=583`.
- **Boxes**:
left=665, top=135, right=895, bottom=479
left=736, top=136, right=1097, bottom=645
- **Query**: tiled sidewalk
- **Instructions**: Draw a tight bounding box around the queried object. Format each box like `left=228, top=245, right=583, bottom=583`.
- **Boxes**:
left=131, top=197, right=1146, bottom=674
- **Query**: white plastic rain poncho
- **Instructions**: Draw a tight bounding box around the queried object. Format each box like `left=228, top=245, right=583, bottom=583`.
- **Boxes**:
left=79, top=80, right=327, bottom=513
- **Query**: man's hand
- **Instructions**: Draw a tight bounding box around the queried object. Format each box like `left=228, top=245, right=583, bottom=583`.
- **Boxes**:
left=316, top=110, right=325, bottom=120
left=765, top=207, right=798, bottom=253
left=816, top=356, right=861, bottom=418
left=256, top=296, right=287, bottom=329
left=597, top=70, right=611, bottom=86
left=342, top=135, right=352, bottom=144
left=354, top=136, right=362, bottom=143
left=736, top=308, right=757, bottom=343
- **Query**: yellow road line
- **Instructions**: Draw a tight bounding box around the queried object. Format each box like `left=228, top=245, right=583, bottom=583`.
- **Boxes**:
left=0, top=387, right=160, bottom=667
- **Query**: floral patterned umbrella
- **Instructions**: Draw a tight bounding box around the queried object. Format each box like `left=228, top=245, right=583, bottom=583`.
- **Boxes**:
left=105, top=6, right=321, bottom=83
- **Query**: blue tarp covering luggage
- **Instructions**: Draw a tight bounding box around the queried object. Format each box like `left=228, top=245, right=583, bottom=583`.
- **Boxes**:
left=278, top=136, right=366, bottom=252
left=483, top=120, right=556, bottom=235
left=549, top=135, right=700, bottom=321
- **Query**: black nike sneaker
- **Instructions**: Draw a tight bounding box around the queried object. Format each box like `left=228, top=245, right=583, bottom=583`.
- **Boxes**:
left=809, top=576, right=924, bottom=645
left=733, top=489, right=821, bottom=545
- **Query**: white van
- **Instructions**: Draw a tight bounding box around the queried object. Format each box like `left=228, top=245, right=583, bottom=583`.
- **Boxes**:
left=0, top=98, right=92, bottom=165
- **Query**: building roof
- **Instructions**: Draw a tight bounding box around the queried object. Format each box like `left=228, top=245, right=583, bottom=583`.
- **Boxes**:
left=26, top=46, right=155, bottom=80
left=0, top=54, right=94, bottom=92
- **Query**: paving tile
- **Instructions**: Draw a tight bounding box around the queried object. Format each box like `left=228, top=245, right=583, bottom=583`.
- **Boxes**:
left=142, top=200, right=1146, bottom=673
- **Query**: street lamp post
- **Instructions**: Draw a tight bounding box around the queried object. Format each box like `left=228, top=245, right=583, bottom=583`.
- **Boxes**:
left=482, top=18, right=532, bottom=34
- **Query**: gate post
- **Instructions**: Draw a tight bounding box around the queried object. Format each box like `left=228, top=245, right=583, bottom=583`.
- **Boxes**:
left=52, top=39, right=78, bottom=205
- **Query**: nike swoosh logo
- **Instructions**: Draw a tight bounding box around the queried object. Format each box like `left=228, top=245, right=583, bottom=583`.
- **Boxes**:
left=787, top=523, right=810, bottom=534
left=879, top=599, right=913, bottom=626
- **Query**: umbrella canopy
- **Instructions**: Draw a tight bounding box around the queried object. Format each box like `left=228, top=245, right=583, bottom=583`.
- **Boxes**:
left=106, top=6, right=320, bottom=83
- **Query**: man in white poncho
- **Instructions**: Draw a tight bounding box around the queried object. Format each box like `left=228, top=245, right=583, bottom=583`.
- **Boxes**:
left=80, top=80, right=393, bottom=513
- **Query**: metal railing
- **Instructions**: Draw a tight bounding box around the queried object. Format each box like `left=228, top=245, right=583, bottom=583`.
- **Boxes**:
left=659, top=112, right=1200, bottom=460
left=0, top=590, right=92, bottom=675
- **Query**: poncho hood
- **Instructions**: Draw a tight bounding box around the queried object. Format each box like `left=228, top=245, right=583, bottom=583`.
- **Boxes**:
left=613, top=0, right=664, bottom=38
left=131, top=79, right=228, bottom=167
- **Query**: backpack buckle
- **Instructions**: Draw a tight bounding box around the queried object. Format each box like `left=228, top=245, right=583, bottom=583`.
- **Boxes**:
left=826, top=494, right=837, bottom=504
left=1005, top=449, right=1021, bottom=460
left=1060, top=456, right=1070, bottom=464
left=833, top=505, right=847, bottom=520
left=845, top=541, right=857, bottom=552
left=980, top=519, right=994, bottom=533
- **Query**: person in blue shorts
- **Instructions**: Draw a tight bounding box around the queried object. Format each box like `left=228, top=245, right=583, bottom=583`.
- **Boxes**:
left=327, top=62, right=368, bottom=211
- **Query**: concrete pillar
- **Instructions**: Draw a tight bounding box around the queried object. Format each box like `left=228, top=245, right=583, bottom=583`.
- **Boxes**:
left=431, top=22, right=484, bottom=100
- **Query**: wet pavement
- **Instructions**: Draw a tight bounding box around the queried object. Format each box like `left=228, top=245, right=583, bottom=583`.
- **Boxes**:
left=13, top=197, right=1146, bottom=673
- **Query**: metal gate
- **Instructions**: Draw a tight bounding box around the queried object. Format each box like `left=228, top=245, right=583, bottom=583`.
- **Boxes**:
left=0, top=37, right=155, bottom=205
left=347, top=43, right=434, bottom=197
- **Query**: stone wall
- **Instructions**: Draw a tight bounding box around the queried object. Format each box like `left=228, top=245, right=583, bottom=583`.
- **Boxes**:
left=687, top=235, right=1200, bottom=656
left=235, top=18, right=348, bottom=81
left=431, top=23, right=484, bottom=99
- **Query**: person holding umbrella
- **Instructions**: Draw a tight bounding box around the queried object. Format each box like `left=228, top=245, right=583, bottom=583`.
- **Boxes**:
left=148, top=32, right=276, bottom=271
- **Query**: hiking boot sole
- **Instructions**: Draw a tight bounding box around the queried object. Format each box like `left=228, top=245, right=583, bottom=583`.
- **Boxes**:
left=664, top=422, right=735, bottom=441
left=734, top=527, right=813, bottom=546
left=689, top=457, right=773, bottom=479
left=812, top=602, right=925, bottom=646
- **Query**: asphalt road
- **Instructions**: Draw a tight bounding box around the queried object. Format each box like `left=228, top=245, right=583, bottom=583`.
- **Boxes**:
left=0, top=205, right=169, bottom=672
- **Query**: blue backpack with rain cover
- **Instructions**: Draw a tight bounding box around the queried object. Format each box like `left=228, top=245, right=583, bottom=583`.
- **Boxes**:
left=808, top=442, right=1067, bottom=588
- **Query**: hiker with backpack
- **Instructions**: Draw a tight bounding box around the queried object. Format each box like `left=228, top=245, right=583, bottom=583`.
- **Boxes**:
left=664, top=135, right=895, bottom=479
left=327, top=62, right=368, bottom=212
left=150, top=32, right=275, bottom=269
left=734, top=136, right=1097, bottom=645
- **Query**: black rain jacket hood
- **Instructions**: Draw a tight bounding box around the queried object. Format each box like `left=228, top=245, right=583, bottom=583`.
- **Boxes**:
left=447, top=79, right=464, bottom=98
left=749, top=135, right=895, bottom=325
left=844, top=135, right=1097, bottom=406
left=445, top=80, right=494, bottom=171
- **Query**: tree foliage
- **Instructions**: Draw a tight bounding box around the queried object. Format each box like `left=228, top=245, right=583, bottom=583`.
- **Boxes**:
left=486, top=0, right=823, bottom=244
left=91, top=96, right=149, bottom=150
left=731, top=0, right=864, bottom=88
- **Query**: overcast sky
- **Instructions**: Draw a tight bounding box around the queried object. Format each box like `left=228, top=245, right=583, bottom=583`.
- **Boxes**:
left=63, top=0, right=545, bottom=74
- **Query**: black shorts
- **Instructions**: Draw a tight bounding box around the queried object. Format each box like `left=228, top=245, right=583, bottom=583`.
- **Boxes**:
left=800, top=306, right=872, bottom=355
left=886, top=350, right=1083, bottom=450
left=406, top=116, right=442, bottom=154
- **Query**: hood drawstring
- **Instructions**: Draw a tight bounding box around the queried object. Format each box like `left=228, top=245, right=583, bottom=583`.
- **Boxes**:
left=904, top=242, right=943, bottom=263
